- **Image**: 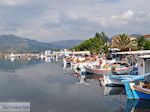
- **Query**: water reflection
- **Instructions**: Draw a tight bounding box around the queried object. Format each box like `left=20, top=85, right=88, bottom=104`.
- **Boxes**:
left=0, top=58, right=43, bottom=72
left=126, top=100, right=150, bottom=112
left=103, top=87, right=125, bottom=96
left=0, top=58, right=149, bottom=112
left=45, top=57, right=53, bottom=62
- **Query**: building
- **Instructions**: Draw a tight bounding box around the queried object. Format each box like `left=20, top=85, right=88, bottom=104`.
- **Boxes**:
left=141, top=34, right=150, bottom=41
left=112, top=35, right=136, bottom=41
left=111, top=35, right=136, bottom=47
left=45, top=50, right=52, bottom=56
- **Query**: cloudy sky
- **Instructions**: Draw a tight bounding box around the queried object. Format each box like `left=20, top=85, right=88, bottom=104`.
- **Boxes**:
left=0, top=0, right=150, bottom=42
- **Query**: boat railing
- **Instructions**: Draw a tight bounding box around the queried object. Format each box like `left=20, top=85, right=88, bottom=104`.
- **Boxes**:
left=122, top=73, right=150, bottom=83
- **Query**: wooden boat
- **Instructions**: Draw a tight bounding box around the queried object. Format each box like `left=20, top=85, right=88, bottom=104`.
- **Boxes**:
left=100, top=66, right=138, bottom=86
left=125, top=82, right=150, bottom=100
left=122, top=55, right=150, bottom=100
left=123, top=73, right=150, bottom=100
left=84, top=65, right=133, bottom=75
left=72, top=60, right=99, bottom=74
left=102, top=74, right=135, bottom=86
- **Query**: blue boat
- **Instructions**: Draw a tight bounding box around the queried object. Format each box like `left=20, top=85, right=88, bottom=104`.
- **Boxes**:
left=102, top=67, right=138, bottom=86
left=123, top=73, right=150, bottom=100
left=103, top=74, right=135, bottom=86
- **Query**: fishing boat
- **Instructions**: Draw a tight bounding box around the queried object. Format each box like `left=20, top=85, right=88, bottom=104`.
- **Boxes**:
left=72, top=60, right=99, bottom=74
left=84, top=64, right=133, bottom=75
left=100, top=65, right=138, bottom=86
left=102, top=74, right=135, bottom=86
left=122, top=55, right=150, bottom=100
left=123, top=73, right=150, bottom=100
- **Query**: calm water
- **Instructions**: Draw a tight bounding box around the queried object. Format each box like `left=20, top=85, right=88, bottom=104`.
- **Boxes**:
left=0, top=58, right=149, bottom=112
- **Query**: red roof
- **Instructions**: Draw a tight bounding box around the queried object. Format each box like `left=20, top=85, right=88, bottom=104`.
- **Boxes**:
left=142, top=34, right=150, bottom=38
left=112, top=35, right=136, bottom=40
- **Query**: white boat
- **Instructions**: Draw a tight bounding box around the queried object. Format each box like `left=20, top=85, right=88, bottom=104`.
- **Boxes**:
left=103, top=74, right=135, bottom=86
left=84, top=65, right=133, bottom=75
left=72, top=60, right=99, bottom=74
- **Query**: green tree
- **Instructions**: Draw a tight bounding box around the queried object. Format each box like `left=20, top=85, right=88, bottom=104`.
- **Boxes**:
left=74, top=37, right=103, bottom=53
left=100, top=32, right=108, bottom=44
left=95, top=32, right=108, bottom=44
left=101, top=44, right=110, bottom=55
left=73, top=32, right=109, bottom=53
left=136, top=36, right=146, bottom=50
left=144, top=41, right=150, bottom=50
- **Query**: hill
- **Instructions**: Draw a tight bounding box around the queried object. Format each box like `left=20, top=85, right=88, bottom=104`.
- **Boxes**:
left=0, top=35, right=84, bottom=53
left=50, top=40, right=84, bottom=49
left=130, top=34, right=142, bottom=37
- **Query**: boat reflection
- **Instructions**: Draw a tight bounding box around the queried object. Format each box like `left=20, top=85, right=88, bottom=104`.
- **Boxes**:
left=63, top=62, right=72, bottom=71
left=76, top=74, right=103, bottom=84
left=103, top=86, right=125, bottom=96
left=45, top=57, right=53, bottom=62
left=126, top=100, right=150, bottom=112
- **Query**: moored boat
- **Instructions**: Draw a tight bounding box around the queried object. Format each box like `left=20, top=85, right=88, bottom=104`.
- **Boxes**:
left=122, top=72, right=150, bottom=100
left=102, top=74, right=135, bottom=86
left=124, top=81, right=150, bottom=100
left=84, top=65, right=133, bottom=75
left=122, top=55, right=150, bottom=100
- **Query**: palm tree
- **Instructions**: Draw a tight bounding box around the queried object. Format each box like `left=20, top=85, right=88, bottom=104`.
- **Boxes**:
left=136, top=36, right=146, bottom=50
left=111, top=34, right=135, bottom=51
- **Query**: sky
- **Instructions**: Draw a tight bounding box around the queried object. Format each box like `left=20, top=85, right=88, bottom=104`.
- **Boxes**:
left=0, top=0, right=150, bottom=42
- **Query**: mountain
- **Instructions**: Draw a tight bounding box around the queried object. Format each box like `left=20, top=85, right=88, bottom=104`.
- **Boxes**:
left=0, top=34, right=53, bottom=53
left=0, top=35, right=84, bottom=53
left=129, top=34, right=142, bottom=37
left=50, top=40, right=84, bottom=49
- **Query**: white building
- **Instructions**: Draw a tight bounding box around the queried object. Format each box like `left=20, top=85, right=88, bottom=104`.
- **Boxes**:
left=45, top=50, right=52, bottom=56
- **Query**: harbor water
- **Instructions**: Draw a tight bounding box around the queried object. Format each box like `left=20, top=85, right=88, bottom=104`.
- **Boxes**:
left=0, top=58, right=149, bottom=112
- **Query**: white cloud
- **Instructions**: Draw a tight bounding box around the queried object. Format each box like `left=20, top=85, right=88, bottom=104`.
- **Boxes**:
left=148, top=12, right=150, bottom=17
left=121, top=10, right=134, bottom=19
left=0, top=0, right=150, bottom=41
left=1, top=0, right=25, bottom=6
left=67, top=12, right=79, bottom=20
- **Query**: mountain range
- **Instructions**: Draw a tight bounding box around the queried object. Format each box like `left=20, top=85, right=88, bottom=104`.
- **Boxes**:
left=0, top=35, right=84, bottom=53
left=0, top=34, right=142, bottom=53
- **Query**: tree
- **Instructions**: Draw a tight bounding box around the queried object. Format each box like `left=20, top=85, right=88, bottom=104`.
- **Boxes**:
left=144, top=41, right=150, bottom=50
left=136, top=36, right=146, bottom=50
left=111, top=34, right=135, bottom=51
left=101, top=44, right=110, bottom=56
left=73, top=32, right=109, bottom=53
left=95, top=32, right=108, bottom=44
left=100, top=32, right=108, bottom=44
left=74, top=37, right=103, bottom=53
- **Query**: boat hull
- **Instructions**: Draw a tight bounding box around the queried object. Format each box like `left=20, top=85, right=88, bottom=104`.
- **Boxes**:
left=125, top=82, right=150, bottom=100
left=84, top=66, right=133, bottom=75
left=104, top=75, right=124, bottom=86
